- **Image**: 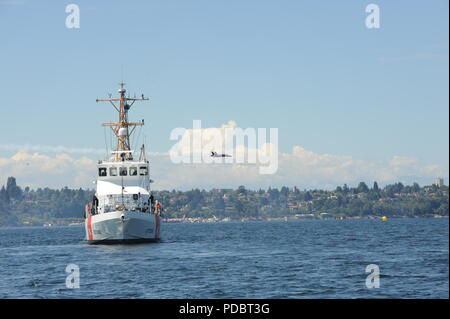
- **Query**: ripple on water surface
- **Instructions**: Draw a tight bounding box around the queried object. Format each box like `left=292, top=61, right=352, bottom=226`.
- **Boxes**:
left=0, top=218, right=448, bottom=298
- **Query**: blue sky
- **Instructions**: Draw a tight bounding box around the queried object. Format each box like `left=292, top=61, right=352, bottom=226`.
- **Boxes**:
left=0, top=0, right=448, bottom=189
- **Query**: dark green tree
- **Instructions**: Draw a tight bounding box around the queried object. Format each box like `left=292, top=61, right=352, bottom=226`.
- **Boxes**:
left=373, top=181, right=379, bottom=192
left=6, top=177, right=22, bottom=200
left=356, top=182, right=369, bottom=194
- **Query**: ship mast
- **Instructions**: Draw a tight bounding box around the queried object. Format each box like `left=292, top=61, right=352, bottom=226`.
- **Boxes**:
left=96, top=83, right=149, bottom=161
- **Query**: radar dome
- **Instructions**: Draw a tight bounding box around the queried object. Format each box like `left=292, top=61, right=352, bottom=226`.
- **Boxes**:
left=118, top=127, right=128, bottom=136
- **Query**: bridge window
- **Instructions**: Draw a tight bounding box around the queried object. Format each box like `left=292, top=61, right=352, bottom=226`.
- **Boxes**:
left=139, top=166, right=148, bottom=176
left=119, top=167, right=128, bottom=176
left=130, top=167, right=138, bottom=176
left=109, top=167, right=117, bottom=176
left=98, top=168, right=107, bottom=177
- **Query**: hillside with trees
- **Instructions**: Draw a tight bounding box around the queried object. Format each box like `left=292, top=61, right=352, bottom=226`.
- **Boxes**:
left=0, top=177, right=448, bottom=226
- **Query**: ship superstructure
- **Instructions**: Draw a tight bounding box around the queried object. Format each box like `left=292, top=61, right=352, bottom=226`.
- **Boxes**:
left=84, top=83, right=161, bottom=244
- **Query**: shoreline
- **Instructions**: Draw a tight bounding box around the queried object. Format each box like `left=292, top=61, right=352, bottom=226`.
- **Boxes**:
left=2, top=214, right=447, bottom=228
left=162, top=215, right=449, bottom=223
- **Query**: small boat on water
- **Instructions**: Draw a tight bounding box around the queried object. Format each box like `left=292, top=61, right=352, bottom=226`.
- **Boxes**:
left=83, top=82, right=162, bottom=244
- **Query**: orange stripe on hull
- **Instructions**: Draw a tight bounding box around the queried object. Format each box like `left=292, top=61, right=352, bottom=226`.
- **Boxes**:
left=87, top=215, right=93, bottom=240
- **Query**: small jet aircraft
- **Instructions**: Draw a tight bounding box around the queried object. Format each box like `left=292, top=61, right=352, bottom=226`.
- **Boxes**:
left=211, top=151, right=231, bottom=157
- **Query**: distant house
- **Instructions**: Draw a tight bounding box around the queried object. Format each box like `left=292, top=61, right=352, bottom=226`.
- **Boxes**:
left=319, top=212, right=333, bottom=219
left=434, top=178, right=444, bottom=187
left=295, top=213, right=315, bottom=220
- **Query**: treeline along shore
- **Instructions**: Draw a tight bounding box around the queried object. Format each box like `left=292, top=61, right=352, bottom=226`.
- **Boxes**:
left=0, top=177, right=448, bottom=226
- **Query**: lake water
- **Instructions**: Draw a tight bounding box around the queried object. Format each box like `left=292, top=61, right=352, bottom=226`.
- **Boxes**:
left=0, top=218, right=448, bottom=298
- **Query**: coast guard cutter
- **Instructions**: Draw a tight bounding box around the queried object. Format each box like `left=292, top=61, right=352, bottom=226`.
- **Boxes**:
left=84, top=83, right=161, bottom=244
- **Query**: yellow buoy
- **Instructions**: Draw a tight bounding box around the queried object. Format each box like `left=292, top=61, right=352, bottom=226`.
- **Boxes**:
left=381, top=216, right=387, bottom=221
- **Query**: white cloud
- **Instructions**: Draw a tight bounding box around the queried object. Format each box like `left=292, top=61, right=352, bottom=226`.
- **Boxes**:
left=0, top=121, right=447, bottom=190
left=0, top=148, right=447, bottom=191
left=0, top=151, right=96, bottom=189
left=169, top=120, right=279, bottom=174
left=150, top=146, right=447, bottom=190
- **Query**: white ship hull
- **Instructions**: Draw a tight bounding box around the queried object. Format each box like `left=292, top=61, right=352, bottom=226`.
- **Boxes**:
left=84, top=82, right=160, bottom=245
left=85, top=211, right=160, bottom=244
